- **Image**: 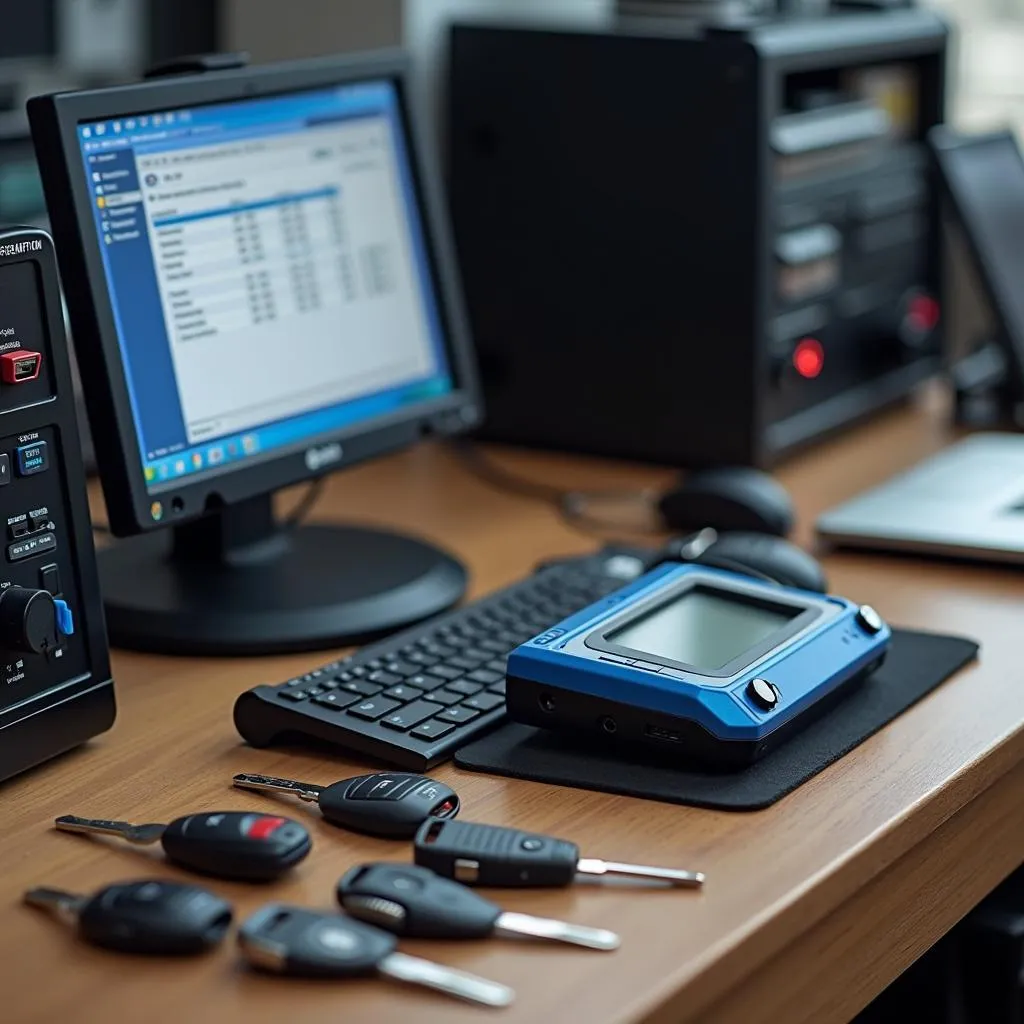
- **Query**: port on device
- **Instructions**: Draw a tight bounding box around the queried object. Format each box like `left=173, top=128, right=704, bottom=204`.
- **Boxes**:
left=644, top=724, right=683, bottom=744
left=0, top=350, right=42, bottom=384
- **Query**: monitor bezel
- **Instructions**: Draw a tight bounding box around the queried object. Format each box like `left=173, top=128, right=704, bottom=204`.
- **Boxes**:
left=29, top=50, right=482, bottom=536
left=928, top=125, right=1024, bottom=393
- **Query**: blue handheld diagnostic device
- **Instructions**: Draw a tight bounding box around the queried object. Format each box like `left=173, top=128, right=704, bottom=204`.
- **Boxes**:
left=505, top=563, right=890, bottom=770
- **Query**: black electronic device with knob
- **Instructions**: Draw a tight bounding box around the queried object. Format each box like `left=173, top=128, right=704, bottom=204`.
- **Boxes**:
left=0, top=228, right=114, bottom=783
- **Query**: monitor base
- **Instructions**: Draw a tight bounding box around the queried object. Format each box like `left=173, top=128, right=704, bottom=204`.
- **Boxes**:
left=98, top=496, right=467, bottom=655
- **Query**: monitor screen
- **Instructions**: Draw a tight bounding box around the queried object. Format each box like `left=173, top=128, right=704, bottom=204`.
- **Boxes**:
left=937, top=134, right=1024, bottom=371
left=607, top=589, right=797, bottom=671
left=74, top=81, right=453, bottom=494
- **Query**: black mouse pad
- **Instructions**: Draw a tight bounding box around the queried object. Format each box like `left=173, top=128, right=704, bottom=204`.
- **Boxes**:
left=454, top=629, right=978, bottom=811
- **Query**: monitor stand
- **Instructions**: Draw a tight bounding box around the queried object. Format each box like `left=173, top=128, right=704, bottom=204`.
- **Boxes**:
left=97, top=494, right=467, bottom=655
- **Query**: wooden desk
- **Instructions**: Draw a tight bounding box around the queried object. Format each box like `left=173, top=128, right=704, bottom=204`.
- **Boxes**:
left=5, top=390, right=1023, bottom=1024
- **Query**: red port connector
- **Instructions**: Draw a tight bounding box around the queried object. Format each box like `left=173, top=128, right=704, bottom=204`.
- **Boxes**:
left=0, top=350, right=42, bottom=384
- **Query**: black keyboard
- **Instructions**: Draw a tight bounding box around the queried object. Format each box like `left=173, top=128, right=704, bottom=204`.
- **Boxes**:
left=233, top=547, right=655, bottom=770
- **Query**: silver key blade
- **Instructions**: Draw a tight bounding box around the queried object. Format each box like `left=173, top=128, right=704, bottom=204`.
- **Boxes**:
left=23, top=887, right=86, bottom=922
left=576, top=858, right=705, bottom=889
left=495, top=911, right=620, bottom=951
left=232, top=773, right=321, bottom=803
left=54, top=815, right=166, bottom=845
left=379, top=951, right=514, bottom=1008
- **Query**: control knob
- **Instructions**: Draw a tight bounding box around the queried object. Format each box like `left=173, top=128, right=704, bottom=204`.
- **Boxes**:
left=0, top=585, right=73, bottom=654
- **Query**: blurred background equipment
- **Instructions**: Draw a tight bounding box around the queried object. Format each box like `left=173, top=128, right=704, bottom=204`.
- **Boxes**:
left=448, top=5, right=948, bottom=468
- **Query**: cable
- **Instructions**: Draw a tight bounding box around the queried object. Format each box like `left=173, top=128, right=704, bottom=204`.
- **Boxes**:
left=449, top=440, right=665, bottom=536
left=283, top=476, right=327, bottom=530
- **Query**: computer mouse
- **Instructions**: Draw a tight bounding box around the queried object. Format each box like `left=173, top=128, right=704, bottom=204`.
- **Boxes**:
left=658, top=468, right=795, bottom=537
left=696, top=532, right=828, bottom=594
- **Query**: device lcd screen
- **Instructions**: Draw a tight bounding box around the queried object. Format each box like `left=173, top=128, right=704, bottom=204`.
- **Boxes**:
left=607, top=589, right=798, bottom=671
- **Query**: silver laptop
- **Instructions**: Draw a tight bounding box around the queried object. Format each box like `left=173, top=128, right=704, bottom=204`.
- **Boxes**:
left=817, top=433, right=1024, bottom=562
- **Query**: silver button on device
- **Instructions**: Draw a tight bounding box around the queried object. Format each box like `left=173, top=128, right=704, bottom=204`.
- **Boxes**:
left=856, top=605, right=884, bottom=635
left=746, top=677, right=779, bottom=711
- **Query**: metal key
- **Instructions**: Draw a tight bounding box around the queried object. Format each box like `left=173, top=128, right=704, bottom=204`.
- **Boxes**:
left=337, top=862, right=619, bottom=950
left=414, top=818, right=705, bottom=889
left=238, top=903, right=514, bottom=1007
left=24, top=879, right=233, bottom=954
left=54, top=811, right=311, bottom=881
left=233, top=771, right=459, bottom=838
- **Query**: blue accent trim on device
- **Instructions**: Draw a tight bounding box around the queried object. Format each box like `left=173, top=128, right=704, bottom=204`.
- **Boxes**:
left=54, top=599, right=74, bottom=637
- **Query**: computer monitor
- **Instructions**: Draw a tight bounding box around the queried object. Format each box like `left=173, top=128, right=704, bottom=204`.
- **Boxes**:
left=929, top=127, right=1024, bottom=393
left=28, top=52, right=482, bottom=655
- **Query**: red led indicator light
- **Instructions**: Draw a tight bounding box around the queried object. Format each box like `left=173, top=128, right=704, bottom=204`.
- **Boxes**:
left=246, top=815, right=286, bottom=840
left=793, top=338, right=824, bottom=379
left=906, top=294, right=940, bottom=333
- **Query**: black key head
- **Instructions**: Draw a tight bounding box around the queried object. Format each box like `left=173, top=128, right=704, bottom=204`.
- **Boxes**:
left=161, top=811, right=311, bottom=881
left=318, top=773, right=460, bottom=839
left=413, top=819, right=579, bottom=887
left=78, top=880, right=233, bottom=955
left=337, top=863, right=500, bottom=940
left=239, top=904, right=396, bottom=977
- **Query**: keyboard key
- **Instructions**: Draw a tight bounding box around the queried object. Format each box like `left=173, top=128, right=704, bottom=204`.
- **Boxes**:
left=466, top=669, right=503, bottom=686
left=304, top=686, right=325, bottom=698
left=279, top=689, right=308, bottom=702
left=407, top=673, right=435, bottom=690
left=446, top=679, right=483, bottom=696
left=438, top=633, right=471, bottom=649
left=340, top=680, right=383, bottom=697
left=407, top=651, right=439, bottom=667
left=436, top=704, right=481, bottom=725
left=486, top=658, right=507, bottom=673
left=463, top=648, right=493, bottom=664
left=422, top=688, right=461, bottom=706
left=318, top=678, right=339, bottom=691
left=384, top=684, right=425, bottom=702
left=382, top=661, right=421, bottom=678
left=420, top=641, right=455, bottom=658
left=349, top=665, right=369, bottom=678
left=426, top=664, right=463, bottom=682
left=380, top=701, right=439, bottom=731
left=348, top=697, right=401, bottom=721
left=478, top=638, right=509, bottom=654
left=410, top=719, right=456, bottom=741
left=448, top=654, right=485, bottom=672
left=368, top=670, right=403, bottom=686
left=463, top=692, right=504, bottom=713
left=488, top=679, right=506, bottom=695
left=313, top=692, right=360, bottom=711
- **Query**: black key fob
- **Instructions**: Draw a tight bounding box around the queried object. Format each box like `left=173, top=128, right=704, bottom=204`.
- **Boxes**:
left=79, top=880, right=233, bottom=954
left=338, top=863, right=500, bottom=939
left=161, top=811, right=312, bottom=881
left=239, top=904, right=397, bottom=977
left=318, top=774, right=460, bottom=838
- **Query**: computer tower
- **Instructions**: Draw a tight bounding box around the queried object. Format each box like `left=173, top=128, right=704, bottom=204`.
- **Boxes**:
left=449, top=8, right=948, bottom=467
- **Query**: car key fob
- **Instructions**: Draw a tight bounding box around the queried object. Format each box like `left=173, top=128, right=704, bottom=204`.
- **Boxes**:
left=55, top=811, right=313, bottom=882
left=25, top=879, right=234, bottom=955
left=233, top=771, right=460, bottom=839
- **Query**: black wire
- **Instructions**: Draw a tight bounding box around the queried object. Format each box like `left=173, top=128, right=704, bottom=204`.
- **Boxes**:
left=448, top=440, right=567, bottom=504
left=283, top=476, right=327, bottom=529
left=449, top=440, right=666, bottom=537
